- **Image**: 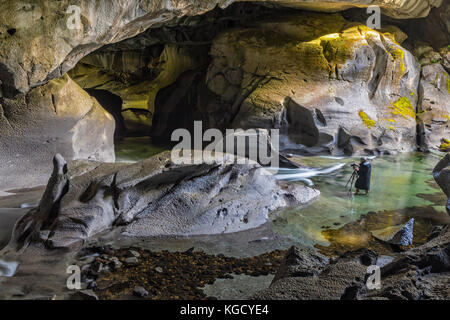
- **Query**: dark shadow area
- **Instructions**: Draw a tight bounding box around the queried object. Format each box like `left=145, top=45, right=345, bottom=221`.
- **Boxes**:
left=86, top=89, right=126, bottom=140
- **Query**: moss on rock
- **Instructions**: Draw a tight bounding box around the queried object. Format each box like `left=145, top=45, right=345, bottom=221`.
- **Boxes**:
left=359, top=111, right=376, bottom=129
left=390, top=97, right=415, bottom=119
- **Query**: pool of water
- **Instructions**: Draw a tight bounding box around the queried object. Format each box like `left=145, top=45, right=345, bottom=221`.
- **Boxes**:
left=272, top=152, right=448, bottom=247
left=112, top=140, right=449, bottom=250
left=115, top=137, right=167, bottom=163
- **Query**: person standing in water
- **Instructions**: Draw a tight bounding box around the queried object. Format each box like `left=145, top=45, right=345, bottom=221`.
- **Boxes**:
left=354, top=157, right=372, bottom=195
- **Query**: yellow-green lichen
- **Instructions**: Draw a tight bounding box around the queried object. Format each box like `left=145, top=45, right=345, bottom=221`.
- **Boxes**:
left=444, top=72, right=450, bottom=94
left=387, top=46, right=406, bottom=73
left=389, top=97, right=415, bottom=119
left=359, top=111, right=376, bottom=129
left=440, top=139, right=450, bottom=152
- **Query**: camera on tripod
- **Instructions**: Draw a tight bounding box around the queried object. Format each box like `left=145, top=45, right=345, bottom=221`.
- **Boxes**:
left=346, top=164, right=359, bottom=192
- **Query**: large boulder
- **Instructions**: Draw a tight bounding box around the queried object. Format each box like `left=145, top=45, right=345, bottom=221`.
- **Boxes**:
left=371, top=218, right=414, bottom=246
left=4, top=152, right=319, bottom=251
left=253, top=248, right=377, bottom=300
left=433, top=153, right=450, bottom=214
left=366, top=226, right=450, bottom=300
left=207, top=13, right=420, bottom=155
left=0, top=74, right=115, bottom=192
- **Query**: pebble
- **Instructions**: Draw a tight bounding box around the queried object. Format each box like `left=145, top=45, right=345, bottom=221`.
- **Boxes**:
left=155, top=267, right=163, bottom=273
left=133, top=286, right=149, bottom=297
left=91, top=261, right=103, bottom=273
left=109, top=257, right=123, bottom=269
left=125, top=257, right=139, bottom=266
left=127, top=250, right=140, bottom=258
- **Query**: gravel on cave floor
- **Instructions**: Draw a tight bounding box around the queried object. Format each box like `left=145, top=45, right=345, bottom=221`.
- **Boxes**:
left=77, top=246, right=286, bottom=300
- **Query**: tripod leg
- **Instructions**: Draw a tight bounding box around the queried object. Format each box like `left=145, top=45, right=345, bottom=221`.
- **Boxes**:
left=345, top=171, right=355, bottom=188
left=349, top=172, right=357, bottom=193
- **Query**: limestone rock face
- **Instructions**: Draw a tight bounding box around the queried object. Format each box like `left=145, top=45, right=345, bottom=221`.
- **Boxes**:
left=417, top=63, right=450, bottom=151
left=207, top=13, right=420, bottom=155
left=0, top=1, right=442, bottom=96
left=69, top=44, right=209, bottom=114
left=5, top=152, right=319, bottom=250
left=0, top=75, right=115, bottom=192
left=0, top=0, right=231, bottom=96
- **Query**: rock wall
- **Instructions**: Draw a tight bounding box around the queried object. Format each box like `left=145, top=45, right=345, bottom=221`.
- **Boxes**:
left=416, top=46, right=450, bottom=151
left=0, top=0, right=448, bottom=191
left=0, top=75, right=115, bottom=192
left=206, top=13, right=420, bottom=155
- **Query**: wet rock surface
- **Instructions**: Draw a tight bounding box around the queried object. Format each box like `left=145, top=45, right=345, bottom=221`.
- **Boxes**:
left=253, top=248, right=376, bottom=300
left=0, top=75, right=115, bottom=192
left=316, top=206, right=450, bottom=258
left=371, top=218, right=415, bottom=246
left=255, top=224, right=450, bottom=300
left=417, top=61, right=450, bottom=151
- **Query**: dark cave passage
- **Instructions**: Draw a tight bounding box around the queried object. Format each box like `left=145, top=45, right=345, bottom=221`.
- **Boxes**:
left=85, top=89, right=127, bottom=140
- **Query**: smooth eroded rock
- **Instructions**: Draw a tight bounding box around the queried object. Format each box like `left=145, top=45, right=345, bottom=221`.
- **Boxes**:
left=4, top=152, right=319, bottom=251
left=0, top=74, right=115, bottom=192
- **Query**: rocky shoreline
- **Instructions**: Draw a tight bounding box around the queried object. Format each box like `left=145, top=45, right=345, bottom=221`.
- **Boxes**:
left=71, top=246, right=286, bottom=300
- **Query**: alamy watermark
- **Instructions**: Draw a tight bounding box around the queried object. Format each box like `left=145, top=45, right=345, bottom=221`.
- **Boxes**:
left=366, top=265, right=381, bottom=290
left=66, top=265, right=81, bottom=290
left=366, top=5, right=381, bottom=29
left=66, top=5, right=82, bottom=30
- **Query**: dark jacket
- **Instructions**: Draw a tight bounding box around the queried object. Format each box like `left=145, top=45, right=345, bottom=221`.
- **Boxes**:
left=355, top=161, right=371, bottom=190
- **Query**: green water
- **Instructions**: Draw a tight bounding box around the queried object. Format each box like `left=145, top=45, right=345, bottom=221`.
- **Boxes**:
left=115, top=137, right=167, bottom=163
left=113, top=140, right=447, bottom=248
left=272, top=152, right=448, bottom=247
